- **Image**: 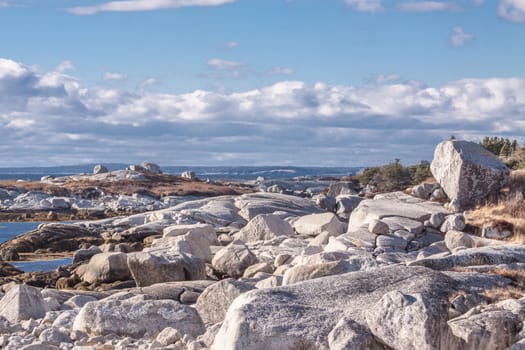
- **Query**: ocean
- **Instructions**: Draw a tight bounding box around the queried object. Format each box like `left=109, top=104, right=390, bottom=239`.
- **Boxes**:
left=0, top=222, right=73, bottom=272
left=0, top=165, right=360, bottom=182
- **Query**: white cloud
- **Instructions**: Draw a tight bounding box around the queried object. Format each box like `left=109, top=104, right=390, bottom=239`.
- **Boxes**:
left=224, top=41, right=239, bottom=48
left=104, top=72, right=128, bottom=81
left=344, top=0, right=384, bottom=12
left=0, top=1, right=11, bottom=8
left=57, top=60, right=75, bottom=73
left=450, top=26, right=474, bottom=47
left=67, top=0, right=236, bottom=15
left=1, top=57, right=525, bottom=166
left=498, top=0, right=525, bottom=23
left=265, top=66, right=294, bottom=76
left=207, top=58, right=245, bottom=71
left=398, top=1, right=461, bottom=12
left=471, top=0, right=484, bottom=5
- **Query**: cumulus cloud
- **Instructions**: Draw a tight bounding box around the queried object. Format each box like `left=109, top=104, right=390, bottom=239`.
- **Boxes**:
left=104, top=72, right=128, bottom=81
left=498, top=0, right=525, bottom=23
left=1, top=57, right=525, bottom=166
left=398, top=1, right=461, bottom=12
left=344, top=0, right=384, bottom=12
left=57, top=61, right=75, bottom=73
left=67, top=0, right=236, bottom=15
left=450, top=26, right=474, bottom=47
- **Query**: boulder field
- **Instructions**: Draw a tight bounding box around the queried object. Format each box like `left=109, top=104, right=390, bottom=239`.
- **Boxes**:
left=0, top=141, right=521, bottom=350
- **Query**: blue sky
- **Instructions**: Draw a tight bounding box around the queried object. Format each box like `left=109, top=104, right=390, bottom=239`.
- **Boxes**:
left=0, top=0, right=524, bottom=167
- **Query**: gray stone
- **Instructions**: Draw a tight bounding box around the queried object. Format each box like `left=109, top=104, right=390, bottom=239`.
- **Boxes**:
left=211, top=265, right=481, bottom=350
left=430, top=140, right=510, bottom=209
left=72, top=295, right=205, bottom=339
left=448, top=308, right=521, bottom=350
left=38, top=328, right=71, bottom=345
left=79, top=252, right=132, bottom=284
left=429, top=212, right=446, bottom=228
left=282, top=260, right=351, bottom=285
left=482, top=223, right=513, bottom=240
left=440, top=214, right=466, bottom=233
left=141, top=162, right=162, bottom=174
left=376, top=235, right=408, bottom=251
left=293, top=212, right=345, bottom=237
left=316, top=194, right=337, bottom=212
left=127, top=252, right=206, bottom=287
left=368, top=219, right=389, bottom=235
left=349, top=192, right=448, bottom=232
left=93, top=164, right=108, bottom=175
left=235, top=193, right=322, bottom=221
left=409, top=245, right=525, bottom=270
left=181, top=171, right=196, bottom=180
left=73, top=246, right=102, bottom=264
left=0, top=285, right=46, bottom=323
left=335, top=195, right=363, bottom=218
left=235, top=214, right=294, bottom=242
left=156, top=327, right=182, bottom=346
left=212, top=240, right=258, bottom=278
left=382, top=216, right=424, bottom=235
left=327, top=182, right=358, bottom=197
left=195, top=279, right=254, bottom=324
left=328, top=317, right=383, bottom=350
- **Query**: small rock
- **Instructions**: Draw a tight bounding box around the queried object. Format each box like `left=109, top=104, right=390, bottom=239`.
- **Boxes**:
left=368, top=219, right=389, bottom=235
left=93, top=164, right=109, bottom=175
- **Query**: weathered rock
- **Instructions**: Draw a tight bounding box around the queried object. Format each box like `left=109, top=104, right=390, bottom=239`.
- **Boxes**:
left=141, top=162, right=162, bottom=174
left=211, top=240, right=258, bottom=278
left=430, top=140, right=510, bottom=209
left=195, top=279, right=254, bottom=324
left=163, top=224, right=217, bottom=245
left=0, top=285, right=46, bottom=323
left=348, top=192, right=448, bottom=232
left=79, top=252, right=132, bottom=284
left=93, top=164, right=108, bottom=175
left=243, top=262, right=274, bottom=278
left=181, top=171, right=196, bottom=180
left=328, top=317, right=383, bottom=350
left=327, top=182, right=358, bottom=197
left=127, top=252, right=206, bottom=287
left=428, top=212, right=446, bottom=228
left=375, top=235, right=408, bottom=252
left=151, top=231, right=212, bottom=262
left=235, top=193, right=323, bottom=221
left=211, top=265, right=471, bottom=350
left=482, top=221, right=513, bottom=240
left=444, top=230, right=506, bottom=252
left=73, top=246, right=102, bottom=264
left=0, top=247, right=19, bottom=261
left=282, top=260, right=351, bottom=285
left=368, top=219, right=389, bottom=235
left=235, top=214, right=294, bottom=243
left=409, top=245, right=525, bottom=270
left=448, top=306, right=521, bottom=350
left=335, top=195, right=363, bottom=218
left=72, top=294, right=205, bottom=338
left=440, top=214, right=466, bottom=233
left=316, top=194, right=337, bottom=212
left=156, top=327, right=182, bottom=346
left=293, top=212, right=345, bottom=237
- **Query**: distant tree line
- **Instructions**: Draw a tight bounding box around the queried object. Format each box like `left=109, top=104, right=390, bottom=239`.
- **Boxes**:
left=355, top=159, right=432, bottom=192
left=479, top=137, right=525, bottom=170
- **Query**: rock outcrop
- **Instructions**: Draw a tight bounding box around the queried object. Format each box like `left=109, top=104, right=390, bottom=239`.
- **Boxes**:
left=430, top=140, right=510, bottom=209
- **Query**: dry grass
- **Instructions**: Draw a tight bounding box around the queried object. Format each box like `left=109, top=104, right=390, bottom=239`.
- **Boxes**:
left=466, top=170, right=525, bottom=240
left=483, top=286, right=524, bottom=303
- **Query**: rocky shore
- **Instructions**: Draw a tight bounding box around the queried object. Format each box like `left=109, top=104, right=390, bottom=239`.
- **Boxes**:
left=1, top=141, right=524, bottom=350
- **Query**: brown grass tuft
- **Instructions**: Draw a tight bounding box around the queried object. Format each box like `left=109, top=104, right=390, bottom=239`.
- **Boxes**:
left=483, top=286, right=524, bottom=303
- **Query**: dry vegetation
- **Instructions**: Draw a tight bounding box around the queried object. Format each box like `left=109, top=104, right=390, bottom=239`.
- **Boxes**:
left=466, top=170, right=525, bottom=239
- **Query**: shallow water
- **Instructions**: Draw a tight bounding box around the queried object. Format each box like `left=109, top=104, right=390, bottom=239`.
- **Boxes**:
left=0, top=221, right=72, bottom=272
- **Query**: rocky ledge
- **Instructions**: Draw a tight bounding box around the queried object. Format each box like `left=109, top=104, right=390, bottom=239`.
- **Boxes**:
left=0, top=141, right=524, bottom=350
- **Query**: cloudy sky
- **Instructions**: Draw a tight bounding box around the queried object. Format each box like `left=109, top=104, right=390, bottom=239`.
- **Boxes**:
left=0, top=0, right=524, bottom=167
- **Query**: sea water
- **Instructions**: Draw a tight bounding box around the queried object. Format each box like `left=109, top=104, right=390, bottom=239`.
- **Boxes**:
left=0, top=222, right=72, bottom=272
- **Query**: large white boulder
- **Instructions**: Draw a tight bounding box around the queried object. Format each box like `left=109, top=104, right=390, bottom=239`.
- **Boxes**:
left=195, top=279, right=254, bottom=324
left=0, top=285, right=46, bottom=323
left=72, top=295, right=204, bottom=338
left=212, top=240, right=258, bottom=278
left=163, top=223, right=217, bottom=245
left=430, top=140, right=510, bottom=209
left=235, top=214, right=294, bottom=242
left=79, top=252, right=132, bottom=284
left=293, top=212, right=345, bottom=237
left=127, top=252, right=206, bottom=287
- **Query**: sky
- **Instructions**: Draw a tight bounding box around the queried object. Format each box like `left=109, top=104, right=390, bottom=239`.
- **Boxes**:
left=0, top=0, right=524, bottom=167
